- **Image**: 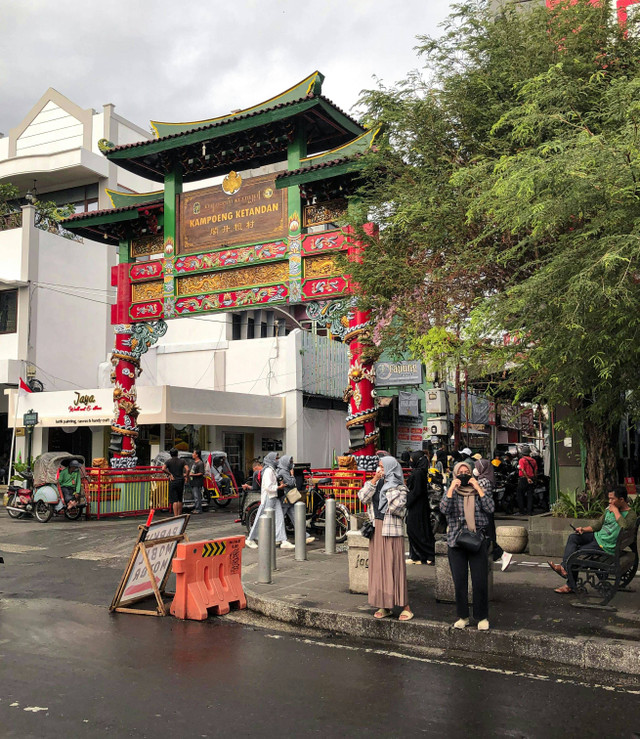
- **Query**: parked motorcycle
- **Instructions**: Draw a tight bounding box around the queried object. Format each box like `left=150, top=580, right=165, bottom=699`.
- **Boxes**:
left=241, top=475, right=350, bottom=544
left=492, top=462, right=519, bottom=514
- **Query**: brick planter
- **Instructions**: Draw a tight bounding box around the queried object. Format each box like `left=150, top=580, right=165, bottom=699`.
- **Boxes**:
left=528, top=513, right=599, bottom=557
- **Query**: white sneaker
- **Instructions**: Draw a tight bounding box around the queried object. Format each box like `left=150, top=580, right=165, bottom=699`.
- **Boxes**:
left=280, top=541, right=295, bottom=550
left=501, top=552, right=513, bottom=572
left=477, top=619, right=490, bottom=631
left=453, top=618, right=470, bottom=629
left=305, top=536, right=316, bottom=544
left=245, top=539, right=258, bottom=549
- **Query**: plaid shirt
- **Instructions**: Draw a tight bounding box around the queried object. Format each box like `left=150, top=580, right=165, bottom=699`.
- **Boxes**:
left=358, top=481, right=406, bottom=537
left=439, top=488, right=495, bottom=547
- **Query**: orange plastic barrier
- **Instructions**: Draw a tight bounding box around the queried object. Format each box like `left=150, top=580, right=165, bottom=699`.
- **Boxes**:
left=170, top=536, right=247, bottom=620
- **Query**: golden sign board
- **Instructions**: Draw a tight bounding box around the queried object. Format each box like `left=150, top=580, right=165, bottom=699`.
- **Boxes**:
left=179, top=173, right=287, bottom=255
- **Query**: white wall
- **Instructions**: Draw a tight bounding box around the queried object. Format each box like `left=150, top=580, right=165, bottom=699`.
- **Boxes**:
left=0, top=228, right=23, bottom=282
left=16, top=101, right=83, bottom=156
left=31, top=230, right=112, bottom=390
left=302, top=407, right=350, bottom=467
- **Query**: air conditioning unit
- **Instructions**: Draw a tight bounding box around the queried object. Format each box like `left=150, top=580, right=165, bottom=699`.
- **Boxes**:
left=425, top=419, right=448, bottom=436
left=425, top=389, right=448, bottom=414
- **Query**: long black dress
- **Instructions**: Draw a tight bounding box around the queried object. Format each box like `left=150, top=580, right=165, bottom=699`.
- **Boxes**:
left=406, top=457, right=435, bottom=563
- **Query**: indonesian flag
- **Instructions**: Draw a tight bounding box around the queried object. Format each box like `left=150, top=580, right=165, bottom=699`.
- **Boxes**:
left=18, top=378, right=32, bottom=395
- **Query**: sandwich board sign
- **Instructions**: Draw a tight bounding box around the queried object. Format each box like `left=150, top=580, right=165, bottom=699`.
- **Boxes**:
left=110, top=514, right=189, bottom=616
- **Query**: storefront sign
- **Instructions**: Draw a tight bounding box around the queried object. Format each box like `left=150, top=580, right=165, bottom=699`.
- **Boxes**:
left=488, top=400, right=496, bottom=426
left=375, top=361, right=423, bottom=387
left=397, top=419, right=424, bottom=454
left=23, top=410, right=38, bottom=427
left=179, top=174, right=287, bottom=255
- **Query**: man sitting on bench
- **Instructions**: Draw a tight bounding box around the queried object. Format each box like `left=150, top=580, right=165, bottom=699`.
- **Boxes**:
left=548, top=485, right=637, bottom=594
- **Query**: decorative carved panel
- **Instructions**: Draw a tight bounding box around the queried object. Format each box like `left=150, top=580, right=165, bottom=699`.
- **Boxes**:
left=177, top=262, right=289, bottom=295
left=131, top=234, right=164, bottom=258
left=132, top=282, right=163, bottom=302
left=303, top=255, right=339, bottom=279
left=303, top=199, right=347, bottom=227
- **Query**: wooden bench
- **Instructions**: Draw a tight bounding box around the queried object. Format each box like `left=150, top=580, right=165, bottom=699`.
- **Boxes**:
left=567, top=519, right=639, bottom=609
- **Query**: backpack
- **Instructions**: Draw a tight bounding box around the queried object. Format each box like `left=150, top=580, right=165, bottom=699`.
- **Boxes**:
left=521, top=456, right=536, bottom=479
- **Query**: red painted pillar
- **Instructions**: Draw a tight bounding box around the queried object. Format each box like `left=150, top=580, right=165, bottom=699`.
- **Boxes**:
left=109, top=327, right=140, bottom=469
left=345, top=225, right=379, bottom=469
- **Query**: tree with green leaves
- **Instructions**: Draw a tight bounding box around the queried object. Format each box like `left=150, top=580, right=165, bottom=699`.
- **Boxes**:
left=346, top=0, right=640, bottom=492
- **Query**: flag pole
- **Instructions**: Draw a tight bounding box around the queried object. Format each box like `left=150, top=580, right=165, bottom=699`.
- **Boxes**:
left=7, top=387, right=20, bottom=485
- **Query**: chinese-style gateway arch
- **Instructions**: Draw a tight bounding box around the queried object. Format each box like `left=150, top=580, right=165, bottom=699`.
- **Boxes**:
left=65, top=72, right=380, bottom=470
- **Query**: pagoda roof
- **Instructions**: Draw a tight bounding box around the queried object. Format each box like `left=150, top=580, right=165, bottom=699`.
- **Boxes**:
left=106, top=188, right=163, bottom=208
left=63, top=197, right=163, bottom=245
left=275, top=126, right=379, bottom=189
left=103, top=72, right=365, bottom=183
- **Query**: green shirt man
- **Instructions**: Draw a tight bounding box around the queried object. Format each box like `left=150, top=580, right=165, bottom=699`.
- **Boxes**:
left=59, top=460, right=82, bottom=506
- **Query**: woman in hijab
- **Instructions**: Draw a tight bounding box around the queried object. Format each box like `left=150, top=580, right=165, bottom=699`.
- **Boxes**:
left=440, top=460, right=495, bottom=630
left=245, top=452, right=294, bottom=550
left=474, top=458, right=512, bottom=571
left=406, top=451, right=435, bottom=565
left=278, top=455, right=315, bottom=545
left=358, top=456, right=413, bottom=621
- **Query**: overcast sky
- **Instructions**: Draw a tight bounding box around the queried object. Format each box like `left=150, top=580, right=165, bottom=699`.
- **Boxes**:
left=0, top=0, right=453, bottom=136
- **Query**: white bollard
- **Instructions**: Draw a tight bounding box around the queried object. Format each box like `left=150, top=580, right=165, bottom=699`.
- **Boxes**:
left=264, top=508, right=277, bottom=571
left=294, top=500, right=307, bottom=561
left=257, top=515, right=273, bottom=584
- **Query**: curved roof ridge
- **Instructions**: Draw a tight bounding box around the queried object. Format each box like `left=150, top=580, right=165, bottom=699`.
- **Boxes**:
left=106, top=188, right=164, bottom=208
left=150, top=71, right=325, bottom=138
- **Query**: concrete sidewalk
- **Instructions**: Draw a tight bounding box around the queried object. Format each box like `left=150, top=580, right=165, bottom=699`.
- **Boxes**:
left=241, top=543, right=640, bottom=676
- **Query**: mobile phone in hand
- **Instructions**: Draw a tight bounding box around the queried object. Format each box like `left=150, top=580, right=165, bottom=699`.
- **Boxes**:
left=569, top=523, right=577, bottom=531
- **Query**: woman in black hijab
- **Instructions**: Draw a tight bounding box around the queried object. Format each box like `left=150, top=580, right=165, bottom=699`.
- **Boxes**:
left=406, top=451, right=435, bottom=565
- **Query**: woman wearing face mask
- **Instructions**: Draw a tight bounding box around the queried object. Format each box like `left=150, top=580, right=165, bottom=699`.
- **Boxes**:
left=440, top=461, right=495, bottom=630
left=406, top=451, right=435, bottom=565
left=358, top=456, right=413, bottom=621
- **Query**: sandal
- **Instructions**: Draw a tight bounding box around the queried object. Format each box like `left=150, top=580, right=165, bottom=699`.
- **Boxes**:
left=548, top=561, right=567, bottom=578
left=374, top=608, right=392, bottom=619
left=555, top=584, right=573, bottom=594
left=398, top=609, right=414, bottom=621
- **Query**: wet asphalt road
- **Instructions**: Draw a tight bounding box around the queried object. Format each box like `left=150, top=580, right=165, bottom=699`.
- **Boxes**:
left=1, top=513, right=639, bottom=738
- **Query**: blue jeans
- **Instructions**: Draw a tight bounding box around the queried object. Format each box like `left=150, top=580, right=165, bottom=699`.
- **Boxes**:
left=191, top=484, right=203, bottom=513
left=247, top=496, right=287, bottom=543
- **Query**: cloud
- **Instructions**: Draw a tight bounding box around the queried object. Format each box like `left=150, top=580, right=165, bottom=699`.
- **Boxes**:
left=0, top=0, right=450, bottom=135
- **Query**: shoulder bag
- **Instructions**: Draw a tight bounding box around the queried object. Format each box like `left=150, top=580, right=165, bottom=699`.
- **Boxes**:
left=284, top=487, right=302, bottom=505
left=360, top=520, right=375, bottom=539
left=455, top=528, right=485, bottom=553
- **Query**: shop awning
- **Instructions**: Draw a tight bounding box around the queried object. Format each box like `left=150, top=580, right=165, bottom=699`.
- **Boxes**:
left=6, top=385, right=286, bottom=429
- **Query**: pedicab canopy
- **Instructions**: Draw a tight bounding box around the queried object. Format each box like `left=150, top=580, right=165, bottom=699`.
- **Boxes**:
left=61, top=72, right=381, bottom=467
left=33, top=453, right=85, bottom=487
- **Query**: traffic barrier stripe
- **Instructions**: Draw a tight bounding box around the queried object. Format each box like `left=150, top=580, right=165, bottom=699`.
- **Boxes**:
left=202, top=541, right=226, bottom=557
left=170, top=537, right=246, bottom=620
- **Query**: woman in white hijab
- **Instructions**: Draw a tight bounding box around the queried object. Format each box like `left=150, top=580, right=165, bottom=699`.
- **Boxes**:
left=245, top=453, right=293, bottom=549
left=358, top=456, right=412, bottom=621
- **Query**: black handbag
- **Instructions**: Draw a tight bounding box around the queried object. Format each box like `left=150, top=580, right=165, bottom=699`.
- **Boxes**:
left=455, top=528, right=484, bottom=553
left=360, top=521, right=375, bottom=540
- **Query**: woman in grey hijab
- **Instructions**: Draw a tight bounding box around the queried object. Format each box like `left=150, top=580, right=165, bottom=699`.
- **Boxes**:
left=278, top=455, right=315, bottom=545
left=245, top=453, right=293, bottom=549
left=358, top=456, right=412, bottom=621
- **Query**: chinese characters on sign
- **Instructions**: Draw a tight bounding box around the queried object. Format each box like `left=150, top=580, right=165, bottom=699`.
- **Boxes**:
left=179, top=174, right=287, bottom=254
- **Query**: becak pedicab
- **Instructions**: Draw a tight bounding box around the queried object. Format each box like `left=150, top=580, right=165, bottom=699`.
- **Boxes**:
left=204, top=451, right=239, bottom=508
left=32, top=452, right=88, bottom=522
